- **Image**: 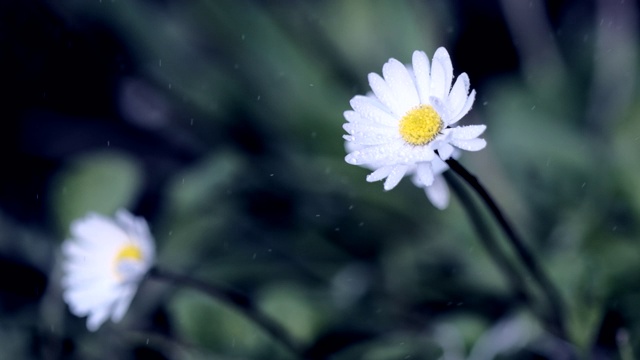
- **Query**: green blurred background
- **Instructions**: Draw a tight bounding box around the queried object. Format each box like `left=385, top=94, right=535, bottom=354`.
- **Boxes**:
left=1, top=0, right=640, bottom=359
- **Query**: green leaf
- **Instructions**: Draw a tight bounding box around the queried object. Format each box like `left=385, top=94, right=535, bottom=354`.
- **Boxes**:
left=165, top=151, right=243, bottom=217
left=257, top=282, right=327, bottom=343
left=169, top=288, right=291, bottom=358
left=51, top=151, right=142, bottom=235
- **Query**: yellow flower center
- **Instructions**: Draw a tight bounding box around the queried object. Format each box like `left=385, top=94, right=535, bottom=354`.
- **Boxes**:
left=114, top=243, right=143, bottom=279
left=398, top=105, right=443, bottom=146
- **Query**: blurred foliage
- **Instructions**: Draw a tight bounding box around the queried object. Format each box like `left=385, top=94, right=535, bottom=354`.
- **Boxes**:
left=51, top=151, right=143, bottom=235
left=2, top=0, right=640, bottom=359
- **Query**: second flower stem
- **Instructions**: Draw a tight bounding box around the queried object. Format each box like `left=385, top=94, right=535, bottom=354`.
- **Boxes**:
left=445, top=158, right=567, bottom=340
left=149, top=267, right=303, bottom=358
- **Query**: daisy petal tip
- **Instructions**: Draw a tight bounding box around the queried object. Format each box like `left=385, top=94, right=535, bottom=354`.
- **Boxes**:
left=383, top=181, right=397, bottom=191
left=344, top=154, right=358, bottom=165
left=425, top=177, right=450, bottom=210
left=365, top=174, right=379, bottom=183
left=412, top=49, right=427, bottom=58
left=367, top=72, right=382, bottom=84
left=434, top=46, right=451, bottom=59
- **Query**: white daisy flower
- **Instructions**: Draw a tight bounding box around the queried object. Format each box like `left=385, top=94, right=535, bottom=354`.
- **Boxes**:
left=343, top=47, right=486, bottom=200
left=61, top=209, right=155, bottom=331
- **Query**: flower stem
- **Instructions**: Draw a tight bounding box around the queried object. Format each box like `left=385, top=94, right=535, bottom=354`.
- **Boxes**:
left=444, top=172, right=536, bottom=308
left=148, top=267, right=303, bottom=358
left=445, top=158, right=567, bottom=340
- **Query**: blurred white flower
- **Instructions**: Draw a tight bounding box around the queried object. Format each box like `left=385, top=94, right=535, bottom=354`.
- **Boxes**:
left=61, top=209, right=155, bottom=331
left=343, top=47, right=486, bottom=207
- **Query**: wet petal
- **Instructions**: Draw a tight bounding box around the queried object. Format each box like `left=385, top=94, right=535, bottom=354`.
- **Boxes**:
left=433, top=47, right=453, bottom=94
left=450, top=125, right=486, bottom=140
left=384, top=164, right=409, bottom=190
left=382, top=58, right=420, bottom=114
left=416, top=163, right=434, bottom=187
left=436, top=142, right=455, bottom=160
left=412, top=50, right=431, bottom=104
left=425, top=175, right=449, bottom=210
left=348, top=131, right=396, bottom=145
left=345, top=142, right=401, bottom=165
left=450, top=89, right=476, bottom=125
left=350, top=95, right=398, bottom=127
left=368, top=73, right=402, bottom=117
left=430, top=47, right=453, bottom=100
left=431, top=157, right=450, bottom=174
left=366, top=165, right=394, bottom=182
left=430, top=96, right=451, bottom=124
left=343, top=122, right=394, bottom=136
left=403, top=144, right=436, bottom=163
left=448, top=73, right=470, bottom=116
left=450, top=138, right=486, bottom=151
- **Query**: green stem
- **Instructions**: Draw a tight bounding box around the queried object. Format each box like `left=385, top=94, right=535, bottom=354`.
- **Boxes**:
left=445, top=158, right=567, bottom=340
left=444, top=172, right=537, bottom=309
left=148, top=267, right=303, bottom=358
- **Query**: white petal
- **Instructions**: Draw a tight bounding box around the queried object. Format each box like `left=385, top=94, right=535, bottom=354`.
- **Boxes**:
left=430, top=57, right=446, bottom=100
left=345, top=140, right=363, bottom=154
left=343, top=110, right=362, bottom=124
left=368, top=73, right=402, bottom=117
left=348, top=131, right=397, bottom=146
left=436, top=142, right=455, bottom=160
left=114, top=209, right=136, bottom=232
left=62, top=267, right=110, bottom=288
left=448, top=73, right=470, bottom=116
left=86, top=305, right=112, bottom=332
left=450, top=89, right=476, bottom=125
left=383, top=165, right=409, bottom=190
left=450, top=138, right=487, bottom=151
left=366, top=165, right=394, bottom=182
left=345, top=141, right=401, bottom=165
left=344, top=110, right=394, bottom=131
left=343, top=122, right=393, bottom=136
left=64, top=280, right=119, bottom=313
left=425, top=175, right=450, bottom=210
left=430, top=96, right=451, bottom=124
left=450, top=125, right=486, bottom=140
left=62, top=241, right=92, bottom=261
left=350, top=95, right=398, bottom=127
left=430, top=47, right=453, bottom=100
left=111, top=285, right=136, bottom=323
left=382, top=58, right=420, bottom=115
left=416, top=163, right=434, bottom=187
left=434, top=47, right=454, bottom=93
left=71, top=214, right=128, bottom=250
left=412, top=51, right=431, bottom=104
left=403, top=144, right=436, bottom=163
left=431, top=157, right=450, bottom=175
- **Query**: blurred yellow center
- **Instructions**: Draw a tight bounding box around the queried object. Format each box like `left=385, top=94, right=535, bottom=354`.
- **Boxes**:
left=398, top=105, right=442, bottom=145
left=115, top=244, right=143, bottom=264
left=113, top=243, right=143, bottom=279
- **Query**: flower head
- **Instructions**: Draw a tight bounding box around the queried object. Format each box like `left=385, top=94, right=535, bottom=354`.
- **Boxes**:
left=61, top=209, right=155, bottom=331
left=343, top=47, right=486, bottom=207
